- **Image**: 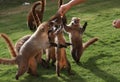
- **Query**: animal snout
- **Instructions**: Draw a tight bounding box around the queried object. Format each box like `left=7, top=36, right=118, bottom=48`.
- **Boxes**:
left=112, top=20, right=116, bottom=27
left=74, top=20, right=79, bottom=24
left=48, top=26, right=57, bottom=34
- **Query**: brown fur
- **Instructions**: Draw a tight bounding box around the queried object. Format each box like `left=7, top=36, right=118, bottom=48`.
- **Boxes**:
left=46, top=0, right=71, bottom=75
left=0, top=13, right=63, bottom=80
left=45, top=0, right=65, bottom=66
left=0, top=23, right=49, bottom=80
left=64, top=17, right=98, bottom=63
left=15, top=35, right=49, bottom=69
left=56, top=31, right=72, bottom=76
left=27, top=0, right=45, bottom=31
left=46, top=32, right=56, bottom=66
left=15, top=35, right=44, bottom=73
left=15, top=35, right=31, bottom=54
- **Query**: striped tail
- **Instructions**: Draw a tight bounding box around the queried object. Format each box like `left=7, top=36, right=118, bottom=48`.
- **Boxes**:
left=0, top=33, right=17, bottom=58
left=32, top=0, right=45, bottom=27
left=32, top=1, right=42, bottom=27
left=0, top=58, right=16, bottom=65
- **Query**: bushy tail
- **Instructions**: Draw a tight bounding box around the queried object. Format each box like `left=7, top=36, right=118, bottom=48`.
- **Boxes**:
left=0, top=33, right=17, bottom=58
left=0, top=58, right=16, bottom=65
left=83, top=37, right=98, bottom=50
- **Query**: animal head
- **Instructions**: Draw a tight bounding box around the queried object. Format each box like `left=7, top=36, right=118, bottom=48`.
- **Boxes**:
left=34, top=22, right=52, bottom=49
left=49, top=13, right=62, bottom=25
left=71, top=17, right=80, bottom=26
left=70, top=17, right=88, bottom=34
left=35, top=13, right=64, bottom=49
left=112, top=19, right=120, bottom=29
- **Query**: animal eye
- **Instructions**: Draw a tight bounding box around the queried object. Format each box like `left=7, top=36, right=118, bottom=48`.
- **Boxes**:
left=41, top=28, right=44, bottom=32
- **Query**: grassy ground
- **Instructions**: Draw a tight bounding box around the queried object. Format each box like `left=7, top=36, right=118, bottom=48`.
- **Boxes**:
left=0, top=0, right=120, bottom=82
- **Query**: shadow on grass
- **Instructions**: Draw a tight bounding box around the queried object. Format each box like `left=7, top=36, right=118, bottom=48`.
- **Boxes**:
left=78, top=54, right=120, bottom=82
left=19, top=65, right=86, bottom=82
left=84, top=32, right=114, bottom=47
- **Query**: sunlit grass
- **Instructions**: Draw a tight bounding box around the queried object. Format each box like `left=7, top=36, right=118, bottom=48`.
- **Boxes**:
left=0, top=0, right=120, bottom=82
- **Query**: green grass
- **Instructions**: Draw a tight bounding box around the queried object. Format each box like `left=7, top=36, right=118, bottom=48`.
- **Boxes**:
left=0, top=0, right=120, bottom=82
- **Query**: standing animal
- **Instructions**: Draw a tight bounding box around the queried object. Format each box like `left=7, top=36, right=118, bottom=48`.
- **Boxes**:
left=0, top=13, right=63, bottom=80
left=64, top=17, right=98, bottom=63
left=45, top=0, right=66, bottom=66
left=56, top=30, right=72, bottom=76
left=45, top=30, right=71, bottom=66
left=16, top=35, right=49, bottom=67
left=46, top=31, right=56, bottom=66
left=27, top=0, right=46, bottom=32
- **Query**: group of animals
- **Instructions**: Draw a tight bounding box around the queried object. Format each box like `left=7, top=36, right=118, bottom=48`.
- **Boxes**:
left=0, top=0, right=98, bottom=80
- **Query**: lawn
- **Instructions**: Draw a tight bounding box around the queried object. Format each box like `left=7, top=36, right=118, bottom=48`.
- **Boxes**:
left=0, top=0, right=120, bottom=82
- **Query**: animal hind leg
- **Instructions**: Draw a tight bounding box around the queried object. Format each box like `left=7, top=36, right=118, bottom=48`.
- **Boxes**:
left=76, top=49, right=83, bottom=63
left=15, top=63, right=28, bottom=80
left=51, top=58, right=56, bottom=66
left=71, top=48, right=78, bottom=62
left=36, top=51, right=49, bottom=68
left=28, top=58, right=38, bottom=76
left=66, top=60, right=72, bottom=75
left=56, top=61, right=61, bottom=77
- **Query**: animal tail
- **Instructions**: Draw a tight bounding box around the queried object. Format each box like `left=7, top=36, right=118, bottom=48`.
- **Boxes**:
left=32, top=1, right=42, bottom=27
left=83, top=37, right=98, bottom=50
left=32, top=0, right=45, bottom=27
left=41, top=0, right=46, bottom=13
left=0, top=58, right=16, bottom=65
left=58, top=0, right=63, bottom=8
left=0, top=33, right=17, bottom=58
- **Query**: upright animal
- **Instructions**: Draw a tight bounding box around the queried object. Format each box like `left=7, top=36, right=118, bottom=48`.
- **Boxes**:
left=45, top=31, right=56, bottom=66
left=45, top=0, right=67, bottom=66
left=0, top=13, right=63, bottom=80
left=27, top=0, right=46, bottom=31
left=15, top=34, right=50, bottom=69
left=55, top=30, right=72, bottom=76
left=46, top=30, right=71, bottom=66
left=64, top=17, right=98, bottom=63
